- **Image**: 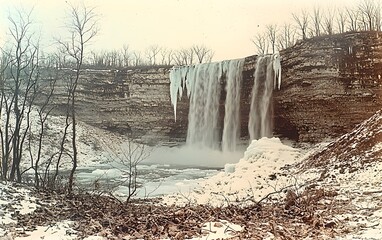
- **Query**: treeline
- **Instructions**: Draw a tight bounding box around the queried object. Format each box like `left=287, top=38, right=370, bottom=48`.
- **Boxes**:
left=253, top=0, right=382, bottom=54
left=41, top=44, right=215, bottom=69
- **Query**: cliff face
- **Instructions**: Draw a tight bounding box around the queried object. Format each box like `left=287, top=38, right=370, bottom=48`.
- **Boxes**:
left=45, top=32, right=382, bottom=144
left=275, top=32, right=382, bottom=142
left=47, top=67, right=181, bottom=145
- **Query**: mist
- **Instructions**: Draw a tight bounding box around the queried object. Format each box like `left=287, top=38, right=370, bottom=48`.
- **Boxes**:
left=144, top=145, right=246, bottom=169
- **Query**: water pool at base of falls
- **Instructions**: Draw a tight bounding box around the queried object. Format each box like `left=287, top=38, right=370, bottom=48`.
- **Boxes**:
left=74, top=145, right=245, bottom=199
left=75, top=163, right=219, bottom=198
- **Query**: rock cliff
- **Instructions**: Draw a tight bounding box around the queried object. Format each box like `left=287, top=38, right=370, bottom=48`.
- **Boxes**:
left=44, top=32, right=382, bottom=145
left=45, top=67, right=180, bottom=145
left=275, top=31, right=382, bottom=142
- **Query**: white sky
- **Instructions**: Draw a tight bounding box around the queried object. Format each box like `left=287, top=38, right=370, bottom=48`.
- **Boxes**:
left=0, top=0, right=354, bottom=61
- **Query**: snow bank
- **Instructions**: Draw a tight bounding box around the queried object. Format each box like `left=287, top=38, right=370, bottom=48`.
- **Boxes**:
left=163, top=137, right=302, bottom=207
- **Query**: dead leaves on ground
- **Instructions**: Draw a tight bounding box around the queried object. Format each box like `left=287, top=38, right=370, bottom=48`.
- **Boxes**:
left=14, top=185, right=349, bottom=239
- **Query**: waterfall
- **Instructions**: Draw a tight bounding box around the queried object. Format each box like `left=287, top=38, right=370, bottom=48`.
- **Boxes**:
left=221, top=60, right=245, bottom=152
left=169, top=54, right=281, bottom=151
left=248, top=54, right=281, bottom=140
left=187, top=62, right=222, bottom=149
left=170, top=59, right=244, bottom=150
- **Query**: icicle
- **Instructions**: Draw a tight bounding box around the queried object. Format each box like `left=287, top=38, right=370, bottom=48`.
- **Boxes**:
left=169, top=67, right=187, bottom=121
left=272, top=53, right=282, bottom=90
left=185, top=65, right=194, bottom=98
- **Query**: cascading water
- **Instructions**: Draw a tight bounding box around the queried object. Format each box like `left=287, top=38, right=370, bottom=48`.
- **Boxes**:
left=221, top=60, right=245, bottom=152
left=169, top=54, right=281, bottom=152
left=187, top=63, right=222, bottom=149
left=248, top=54, right=281, bottom=141
left=170, top=59, right=244, bottom=150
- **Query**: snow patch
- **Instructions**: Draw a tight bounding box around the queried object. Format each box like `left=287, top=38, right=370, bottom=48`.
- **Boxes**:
left=163, top=137, right=302, bottom=207
left=0, top=182, right=37, bottom=225
left=14, top=221, right=77, bottom=240
left=189, top=220, right=242, bottom=240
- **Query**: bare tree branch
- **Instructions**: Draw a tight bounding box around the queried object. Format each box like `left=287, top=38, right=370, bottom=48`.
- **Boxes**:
left=58, top=2, right=98, bottom=194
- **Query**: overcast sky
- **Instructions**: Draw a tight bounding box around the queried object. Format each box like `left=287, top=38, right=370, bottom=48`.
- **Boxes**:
left=0, top=0, right=354, bottom=61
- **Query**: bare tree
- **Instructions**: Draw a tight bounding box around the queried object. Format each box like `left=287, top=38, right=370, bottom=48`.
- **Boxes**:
left=0, top=9, right=40, bottom=182
left=145, top=45, right=161, bottom=65
left=117, top=141, right=149, bottom=203
left=89, top=50, right=99, bottom=66
left=336, top=8, right=348, bottom=33
left=266, top=24, right=278, bottom=53
left=101, top=138, right=150, bottom=203
left=171, top=50, right=183, bottom=66
left=29, top=71, right=56, bottom=189
left=53, top=51, right=68, bottom=69
left=172, top=48, right=194, bottom=66
left=292, top=10, right=309, bottom=40
left=109, top=50, right=119, bottom=67
left=121, top=44, right=130, bottom=67
left=165, top=49, right=174, bottom=65
left=251, top=32, right=269, bottom=55
left=323, top=7, right=336, bottom=35
left=375, top=1, right=382, bottom=31
left=310, top=6, right=322, bottom=37
left=358, top=0, right=377, bottom=31
left=346, top=7, right=360, bottom=31
left=57, top=3, right=98, bottom=193
left=185, top=48, right=195, bottom=65
left=132, top=51, right=142, bottom=66
left=0, top=49, right=12, bottom=181
left=277, top=23, right=296, bottom=50
left=205, top=50, right=214, bottom=63
left=159, top=48, right=173, bottom=65
left=192, top=45, right=213, bottom=63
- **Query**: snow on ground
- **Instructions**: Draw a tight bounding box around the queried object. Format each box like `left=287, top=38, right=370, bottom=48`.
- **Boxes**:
left=0, top=182, right=38, bottom=238
left=0, top=182, right=37, bottom=225
left=163, top=137, right=305, bottom=207
left=30, top=113, right=125, bottom=169
left=332, top=161, right=382, bottom=239
left=189, top=220, right=243, bottom=240
left=0, top=181, right=107, bottom=240
left=1, top=104, right=131, bottom=174
left=14, top=221, right=77, bottom=240
left=308, top=110, right=382, bottom=239
left=0, top=110, right=381, bottom=239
